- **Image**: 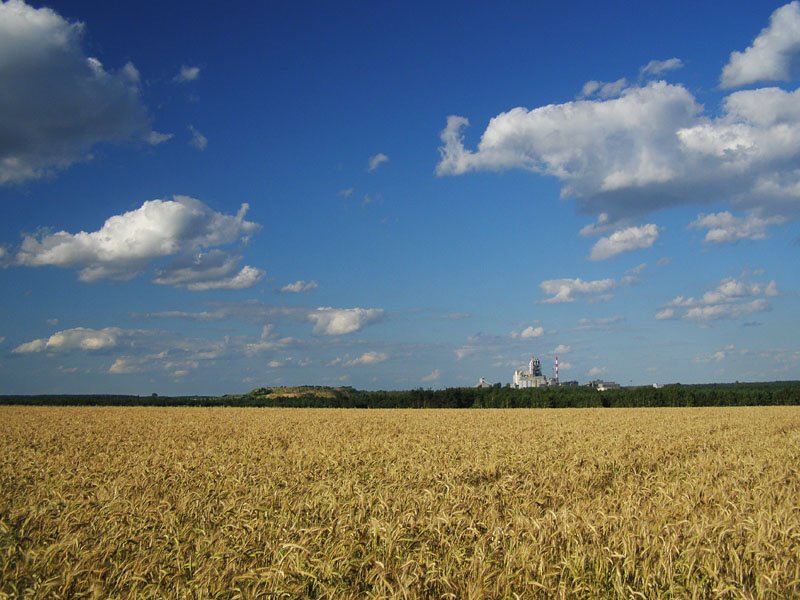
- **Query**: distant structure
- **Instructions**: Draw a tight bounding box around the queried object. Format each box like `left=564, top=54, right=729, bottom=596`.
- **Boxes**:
left=513, top=356, right=549, bottom=388
left=587, top=379, right=621, bottom=391
left=475, top=377, right=500, bottom=389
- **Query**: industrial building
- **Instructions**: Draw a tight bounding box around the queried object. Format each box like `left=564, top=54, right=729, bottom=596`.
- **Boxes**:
left=513, top=356, right=552, bottom=388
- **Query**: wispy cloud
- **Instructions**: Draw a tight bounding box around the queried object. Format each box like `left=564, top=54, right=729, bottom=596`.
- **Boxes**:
left=640, top=58, right=683, bottom=77
left=540, top=278, right=616, bottom=303
left=589, top=224, right=659, bottom=260
left=368, top=153, right=389, bottom=172
left=174, top=65, right=201, bottom=83
left=188, top=125, right=208, bottom=151
left=422, top=369, right=441, bottom=382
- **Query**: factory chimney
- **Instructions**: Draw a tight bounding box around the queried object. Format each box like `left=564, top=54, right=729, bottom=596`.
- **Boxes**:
left=555, top=354, right=559, bottom=385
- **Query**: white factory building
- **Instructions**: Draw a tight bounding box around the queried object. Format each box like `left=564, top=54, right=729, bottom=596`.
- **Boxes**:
left=513, top=356, right=551, bottom=388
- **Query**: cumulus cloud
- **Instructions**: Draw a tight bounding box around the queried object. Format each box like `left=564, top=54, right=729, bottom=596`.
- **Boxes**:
left=0, top=0, right=154, bottom=184
left=540, top=277, right=616, bottom=303
left=308, top=307, right=384, bottom=335
left=368, top=153, right=389, bottom=172
left=13, top=327, right=123, bottom=353
left=437, top=76, right=800, bottom=221
left=721, top=2, right=800, bottom=88
left=689, top=211, right=787, bottom=242
left=553, top=344, right=571, bottom=354
left=512, top=325, right=544, bottom=339
left=589, top=224, right=659, bottom=260
left=15, top=195, right=262, bottom=288
left=188, top=125, right=208, bottom=151
left=587, top=366, right=606, bottom=377
left=280, top=280, right=319, bottom=293
left=347, top=351, right=388, bottom=366
left=640, top=58, right=684, bottom=77
left=174, top=65, right=200, bottom=83
left=661, top=276, right=777, bottom=322
left=154, top=252, right=264, bottom=291
left=655, top=307, right=675, bottom=320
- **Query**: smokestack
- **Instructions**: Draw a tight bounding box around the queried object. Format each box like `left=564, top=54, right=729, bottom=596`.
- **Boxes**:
left=555, top=354, right=559, bottom=385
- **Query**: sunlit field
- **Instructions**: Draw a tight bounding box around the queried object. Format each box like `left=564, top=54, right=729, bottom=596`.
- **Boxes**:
left=1, top=407, right=799, bottom=598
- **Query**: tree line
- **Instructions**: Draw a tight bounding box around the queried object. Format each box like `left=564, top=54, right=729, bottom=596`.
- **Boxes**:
left=2, top=381, right=800, bottom=408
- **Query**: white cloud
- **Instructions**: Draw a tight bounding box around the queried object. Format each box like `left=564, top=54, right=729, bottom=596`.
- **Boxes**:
left=661, top=276, right=777, bottom=322
left=721, top=2, right=800, bottom=88
left=655, top=307, right=675, bottom=320
left=108, top=357, right=143, bottom=374
left=244, top=323, right=295, bottom=354
left=576, top=316, right=624, bottom=331
left=689, top=211, right=786, bottom=242
left=338, top=188, right=354, bottom=198
left=188, top=125, right=208, bottom=151
left=281, top=280, right=318, bottom=293
left=579, top=213, right=612, bottom=237
left=640, top=58, right=684, bottom=77
left=0, top=336, right=5, bottom=345
left=540, top=277, right=616, bottom=303
left=422, top=369, right=441, bottom=382
left=589, top=224, right=659, bottom=260
left=587, top=366, right=606, bottom=377
left=580, top=78, right=628, bottom=98
left=347, top=351, right=388, bottom=366
left=436, top=78, right=800, bottom=221
left=0, top=0, right=153, bottom=184
left=368, top=153, right=389, bottom=172
left=308, top=307, right=384, bottom=335
left=628, top=262, right=648, bottom=275
left=15, top=196, right=261, bottom=288
left=694, top=345, right=739, bottom=364
left=512, top=325, right=544, bottom=339
left=267, top=360, right=285, bottom=368
left=554, top=344, right=571, bottom=354
left=153, top=251, right=263, bottom=291
left=685, top=299, right=769, bottom=321
left=436, top=82, right=701, bottom=195
left=174, top=65, right=200, bottom=83
left=13, top=327, right=122, bottom=353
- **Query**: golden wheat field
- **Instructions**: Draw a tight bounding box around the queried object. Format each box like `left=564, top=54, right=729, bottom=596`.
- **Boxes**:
left=1, top=406, right=799, bottom=599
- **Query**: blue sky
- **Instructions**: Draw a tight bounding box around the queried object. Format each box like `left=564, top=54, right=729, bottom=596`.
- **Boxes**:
left=1, top=0, right=799, bottom=394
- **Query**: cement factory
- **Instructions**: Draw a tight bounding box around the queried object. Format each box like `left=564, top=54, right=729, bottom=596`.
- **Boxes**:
left=477, top=354, right=620, bottom=391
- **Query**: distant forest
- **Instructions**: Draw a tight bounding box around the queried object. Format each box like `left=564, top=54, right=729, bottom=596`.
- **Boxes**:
left=3, top=381, right=800, bottom=408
